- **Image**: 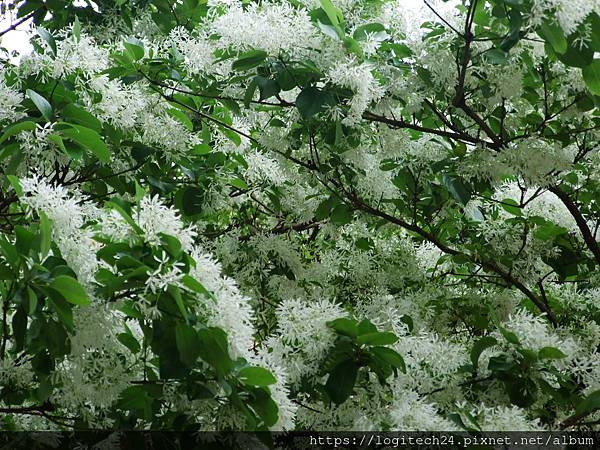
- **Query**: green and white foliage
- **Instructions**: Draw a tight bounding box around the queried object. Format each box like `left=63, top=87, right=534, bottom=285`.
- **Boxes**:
left=1, top=0, right=600, bottom=432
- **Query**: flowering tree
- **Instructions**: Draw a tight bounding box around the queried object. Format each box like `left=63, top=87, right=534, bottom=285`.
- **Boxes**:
left=1, top=0, right=600, bottom=432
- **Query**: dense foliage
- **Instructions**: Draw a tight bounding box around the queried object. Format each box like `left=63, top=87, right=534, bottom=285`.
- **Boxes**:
left=1, top=0, right=600, bottom=432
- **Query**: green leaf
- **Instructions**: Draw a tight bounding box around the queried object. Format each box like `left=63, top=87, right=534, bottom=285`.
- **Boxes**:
left=295, top=87, right=335, bottom=119
left=166, top=108, right=193, bottom=131
left=353, top=23, right=388, bottom=41
left=255, top=75, right=280, bottom=101
left=124, top=37, right=145, bottom=60
left=26, top=90, right=53, bottom=121
left=575, top=389, right=600, bottom=415
left=0, top=236, right=19, bottom=269
left=470, top=336, right=497, bottom=370
left=327, top=317, right=358, bottom=338
left=499, top=327, right=521, bottom=346
left=357, top=319, right=377, bottom=335
left=370, top=346, right=406, bottom=373
left=500, top=198, right=522, bottom=216
left=0, top=120, right=36, bottom=145
left=325, top=359, right=358, bottom=404
left=317, top=21, right=342, bottom=40
left=244, top=77, right=259, bottom=107
left=538, top=346, right=567, bottom=360
left=248, top=388, right=279, bottom=427
left=7, top=175, right=23, bottom=197
left=181, top=186, right=204, bottom=216
left=181, top=274, right=211, bottom=298
left=118, top=332, right=141, bottom=353
left=538, top=20, right=567, bottom=54
left=582, top=60, right=600, bottom=96
left=558, top=41, right=594, bottom=68
left=357, top=331, right=398, bottom=346
left=47, top=294, right=74, bottom=332
left=443, top=175, right=471, bottom=205
left=0, top=263, right=14, bottom=280
left=105, top=201, right=142, bottom=234
left=330, top=203, right=353, bottom=226
left=175, top=322, right=201, bottom=367
left=62, top=104, right=102, bottom=132
left=232, top=50, right=268, bottom=71
left=320, top=0, right=344, bottom=26
left=60, top=124, right=110, bottom=163
left=72, top=16, right=81, bottom=41
left=49, top=275, right=91, bottom=306
left=197, top=327, right=233, bottom=378
left=37, top=28, right=57, bottom=55
left=239, top=367, right=277, bottom=386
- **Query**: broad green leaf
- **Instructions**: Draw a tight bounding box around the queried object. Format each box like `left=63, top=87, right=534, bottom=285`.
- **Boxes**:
left=330, top=203, right=353, bottom=226
left=499, top=327, right=521, bottom=346
left=320, top=0, right=344, bottom=26
left=357, top=319, right=377, bottom=335
left=500, top=198, right=522, bottom=216
left=357, top=331, right=398, bottom=346
left=370, top=346, right=406, bottom=373
left=26, top=89, right=53, bottom=121
left=0, top=120, right=36, bottom=145
left=255, top=75, right=280, bottom=101
left=575, top=389, right=600, bottom=415
left=443, top=175, right=471, bottom=205
left=538, top=20, right=567, bottom=54
left=124, top=37, right=145, bottom=60
left=197, top=327, right=233, bottom=377
left=0, top=236, right=19, bottom=269
left=61, top=124, right=110, bottom=163
left=232, top=50, right=268, bottom=71
left=181, top=274, right=212, bottom=298
left=295, top=87, right=335, bottom=119
left=72, top=16, right=81, bottom=41
left=175, top=322, right=201, bottom=366
left=327, top=317, right=358, bottom=338
left=49, top=275, right=91, bottom=306
left=47, top=294, right=74, bottom=332
left=166, top=108, right=193, bottom=131
left=470, top=336, right=497, bottom=370
left=558, top=41, right=594, bottom=67
left=538, top=346, right=567, bottom=360
left=62, top=104, right=102, bottom=132
left=118, top=332, right=141, bottom=353
left=239, top=367, right=277, bottom=386
left=325, top=359, right=358, bottom=404
left=181, top=186, right=204, bottom=215
left=248, top=388, right=279, bottom=427
left=37, top=28, right=57, bottom=55
left=7, top=175, right=23, bottom=197
left=582, top=60, right=600, bottom=96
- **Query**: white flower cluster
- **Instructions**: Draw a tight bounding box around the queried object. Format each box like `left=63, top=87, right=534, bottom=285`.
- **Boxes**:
left=20, top=176, right=100, bottom=289
left=530, top=0, right=598, bottom=35
left=21, top=30, right=109, bottom=79
left=210, top=2, right=319, bottom=56
left=263, top=298, right=345, bottom=387
left=0, top=71, right=24, bottom=125
left=244, top=150, right=287, bottom=186
left=327, top=58, right=386, bottom=125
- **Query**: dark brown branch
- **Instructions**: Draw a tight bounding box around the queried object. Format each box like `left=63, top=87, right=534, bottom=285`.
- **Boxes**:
left=0, top=9, right=41, bottom=38
left=548, top=185, right=600, bottom=265
left=363, top=111, right=495, bottom=148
